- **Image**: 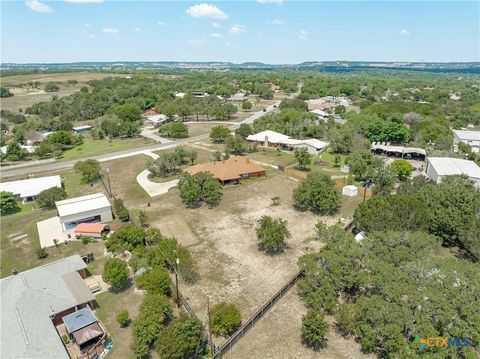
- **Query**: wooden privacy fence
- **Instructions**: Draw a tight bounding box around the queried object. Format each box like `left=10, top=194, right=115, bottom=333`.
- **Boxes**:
left=211, top=271, right=305, bottom=359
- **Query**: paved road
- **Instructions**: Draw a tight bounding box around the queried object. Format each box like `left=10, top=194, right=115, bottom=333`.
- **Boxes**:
left=1, top=100, right=281, bottom=178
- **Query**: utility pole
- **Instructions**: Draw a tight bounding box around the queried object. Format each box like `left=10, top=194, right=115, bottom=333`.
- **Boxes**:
left=174, top=250, right=180, bottom=308
left=106, top=168, right=112, bottom=197
left=207, top=297, right=213, bottom=350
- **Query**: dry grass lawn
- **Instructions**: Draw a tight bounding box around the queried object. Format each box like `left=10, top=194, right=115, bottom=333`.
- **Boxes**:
left=143, top=170, right=362, bottom=357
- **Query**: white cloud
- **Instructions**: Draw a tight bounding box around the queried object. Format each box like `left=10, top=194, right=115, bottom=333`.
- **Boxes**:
left=399, top=29, right=410, bottom=36
left=84, top=23, right=92, bottom=28
left=102, top=28, right=119, bottom=34
left=210, top=32, right=222, bottom=38
left=296, top=29, right=308, bottom=40
left=187, top=3, right=228, bottom=20
left=212, top=22, right=221, bottom=28
left=25, top=0, right=53, bottom=13
left=229, top=24, right=246, bottom=34
left=133, top=27, right=143, bottom=32
left=257, top=0, right=283, bottom=4
left=271, top=19, right=286, bottom=25
left=158, top=21, right=167, bottom=26
left=64, top=0, right=104, bottom=3
left=188, top=38, right=207, bottom=47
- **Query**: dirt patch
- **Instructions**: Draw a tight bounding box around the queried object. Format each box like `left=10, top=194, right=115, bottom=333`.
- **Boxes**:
left=227, top=288, right=374, bottom=359
left=152, top=215, right=200, bottom=247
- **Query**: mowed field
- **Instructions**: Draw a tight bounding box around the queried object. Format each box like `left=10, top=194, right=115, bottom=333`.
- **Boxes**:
left=0, top=72, right=125, bottom=112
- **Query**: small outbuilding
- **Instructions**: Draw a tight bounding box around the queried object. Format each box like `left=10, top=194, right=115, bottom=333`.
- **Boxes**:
left=342, top=185, right=358, bottom=197
left=75, top=223, right=110, bottom=239
left=56, top=193, right=112, bottom=230
left=72, top=125, right=92, bottom=134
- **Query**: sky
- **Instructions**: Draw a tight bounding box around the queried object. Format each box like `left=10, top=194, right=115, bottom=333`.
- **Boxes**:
left=1, top=1, right=479, bottom=64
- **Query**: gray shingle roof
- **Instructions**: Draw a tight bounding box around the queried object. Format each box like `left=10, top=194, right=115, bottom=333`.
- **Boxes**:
left=1, top=255, right=89, bottom=359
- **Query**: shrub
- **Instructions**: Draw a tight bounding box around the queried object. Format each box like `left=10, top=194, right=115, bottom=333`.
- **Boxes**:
left=390, top=159, right=413, bottom=181
left=116, top=309, right=130, bottom=327
left=36, top=187, right=67, bottom=208
left=113, top=198, right=129, bottom=222
left=0, top=191, right=19, bottom=215
left=301, top=310, right=328, bottom=350
left=102, top=258, right=129, bottom=288
left=136, top=268, right=172, bottom=296
left=35, top=246, right=48, bottom=259
left=210, top=302, right=242, bottom=336
left=74, top=159, right=101, bottom=183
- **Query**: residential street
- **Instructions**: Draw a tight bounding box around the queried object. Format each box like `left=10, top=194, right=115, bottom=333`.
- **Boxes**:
left=1, top=101, right=280, bottom=178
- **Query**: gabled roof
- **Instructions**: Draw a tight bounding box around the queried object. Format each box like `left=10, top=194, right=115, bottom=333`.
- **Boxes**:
left=143, top=108, right=159, bottom=116
left=0, top=175, right=61, bottom=198
left=185, top=156, right=265, bottom=182
left=452, top=129, right=480, bottom=142
left=246, top=130, right=290, bottom=144
left=427, top=157, right=480, bottom=178
left=56, top=193, right=111, bottom=217
left=62, top=306, right=97, bottom=334
left=1, top=255, right=89, bottom=359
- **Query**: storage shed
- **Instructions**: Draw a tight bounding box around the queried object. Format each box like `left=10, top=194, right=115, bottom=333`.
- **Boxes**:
left=342, top=185, right=358, bottom=197
left=56, top=193, right=112, bottom=230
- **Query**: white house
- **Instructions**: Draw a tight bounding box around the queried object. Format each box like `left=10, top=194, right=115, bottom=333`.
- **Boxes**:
left=425, top=157, right=480, bottom=186
left=228, top=92, right=246, bottom=102
left=452, top=129, right=480, bottom=153
left=72, top=125, right=92, bottom=134
left=246, top=130, right=290, bottom=148
left=55, top=193, right=112, bottom=230
left=145, top=114, right=169, bottom=126
left=280, top=138, right=329, bottom=155
left=0, top=145, right=36, bottom=155
left=309, top=109, right=329, bottom=121
left=0, top=175, right=62, bottom=203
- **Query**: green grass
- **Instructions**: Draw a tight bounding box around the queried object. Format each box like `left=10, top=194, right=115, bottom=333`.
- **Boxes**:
left=60, top=137, right=154, bottom=161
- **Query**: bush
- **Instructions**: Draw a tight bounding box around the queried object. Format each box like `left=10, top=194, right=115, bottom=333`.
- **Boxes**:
left=62, top=335, right=69, bottom=344
left=35, top=246, right=48, bottom=259
left=36, top=187, right=67, bottom=208
left=81, top=236, right=93, bottom=245
left=102, top=258, right=129, bottom=288
left=155, top=314, right=206, bottom=359
left=390, top=159, right=413, bottom=181
left=113, top=198, right=129, bottom=222
left=45, top=82, right=60, bottom=92
left=0, top=191, right=19, bottom=215
left=301, top=310, right=328, bottom=350
left=136, top=268, right=172, bottom=296
left=117, top=309, right=130, bottom=327
left=293, top=173, right=340, bottom=214
left=210, top=302, right=242, bottom=336
left=131, top=294, right=172, bottom=358
left=256, top=215, right=290, bottom=254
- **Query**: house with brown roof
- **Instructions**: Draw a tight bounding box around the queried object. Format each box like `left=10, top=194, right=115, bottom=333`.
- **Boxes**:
left=184, top=156, right=266, bottom=185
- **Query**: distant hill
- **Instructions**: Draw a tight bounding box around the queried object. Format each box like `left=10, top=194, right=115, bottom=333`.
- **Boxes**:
left=1, top=61, right=479, bottom=75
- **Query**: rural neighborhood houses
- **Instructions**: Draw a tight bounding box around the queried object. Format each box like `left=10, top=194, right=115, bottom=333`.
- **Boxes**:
left=184, top=156, right=266, bottom=185
left=425, top=157, right=480, bottom=186
left=0, top=255, right=108, bottom=359
left=452, top=129, right=480, bottom=153
left=0, top=175, right=62, bottom=203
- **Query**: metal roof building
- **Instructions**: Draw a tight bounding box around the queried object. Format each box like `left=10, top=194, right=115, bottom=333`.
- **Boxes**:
left=55, top=193, right=112, bottom=230
left=426, top=157, right=480, bottom=186
left=0, top=175, right=62, bottom=203
left=452, top=129, right=480, bottom=153
left=0, top=255, right=94, bottom=359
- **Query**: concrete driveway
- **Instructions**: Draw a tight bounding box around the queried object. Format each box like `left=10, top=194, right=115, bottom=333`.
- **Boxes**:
left=136, top=169, right=179, bottom=197
left=37, top=216, right=74, bottom=247
left=141, top=127, right=172, bottom=144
